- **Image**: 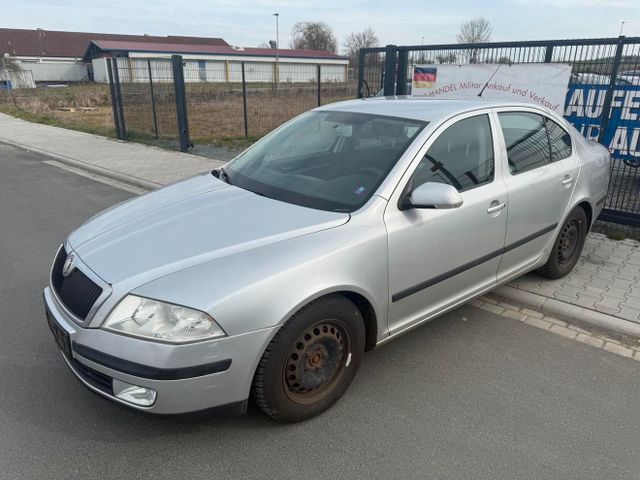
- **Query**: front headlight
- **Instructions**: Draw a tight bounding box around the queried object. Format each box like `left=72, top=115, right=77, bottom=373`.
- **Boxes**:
left=103, top=295, right=226, bottom=343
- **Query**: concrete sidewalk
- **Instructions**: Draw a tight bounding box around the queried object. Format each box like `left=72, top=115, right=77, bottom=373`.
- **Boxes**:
left=2, top=112, right=639, bottom=338
left=0, top=113, right=225, bottom=189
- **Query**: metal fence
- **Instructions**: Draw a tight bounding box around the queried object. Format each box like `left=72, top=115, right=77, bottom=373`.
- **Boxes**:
left=358, top=37, right=640, bottom=226
left=108, top=55, right=357, bottom=153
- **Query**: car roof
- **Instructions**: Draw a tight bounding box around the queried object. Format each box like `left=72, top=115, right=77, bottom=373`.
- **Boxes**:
left=315, top=96, right=550, bottom=123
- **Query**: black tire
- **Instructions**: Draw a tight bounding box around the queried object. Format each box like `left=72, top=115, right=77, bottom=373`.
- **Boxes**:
left=252, top=295, right=365, bottom=422
left=537, top=206, right=588, bottom=279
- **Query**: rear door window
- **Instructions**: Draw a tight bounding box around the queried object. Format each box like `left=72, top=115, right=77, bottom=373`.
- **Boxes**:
left=498, top=112, right=551, bottom=174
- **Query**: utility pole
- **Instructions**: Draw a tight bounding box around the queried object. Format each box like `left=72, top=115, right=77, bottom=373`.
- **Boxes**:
left=273, top=13, right=280, bottom=85
left=1, top=54, right=12, bottom=99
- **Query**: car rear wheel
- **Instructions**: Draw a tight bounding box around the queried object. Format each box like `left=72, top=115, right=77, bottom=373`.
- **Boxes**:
left=252, top=295, right=365, bottom=422
left=536, top=206, right=588, bottom=279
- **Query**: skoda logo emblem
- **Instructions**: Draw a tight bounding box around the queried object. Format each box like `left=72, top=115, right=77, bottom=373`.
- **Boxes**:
left=62, top=253, right=76, bottom=278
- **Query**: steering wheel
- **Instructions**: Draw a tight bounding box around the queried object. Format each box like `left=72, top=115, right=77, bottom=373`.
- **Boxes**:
left=358, top=166, right=384, bottom=178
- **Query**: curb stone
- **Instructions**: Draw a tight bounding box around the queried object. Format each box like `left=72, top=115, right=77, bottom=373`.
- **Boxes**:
left=493, top=284, right=640, bottom=339
left=0, top=138, right=162, bottom=191
left=472, top=294, right=640, bottom=363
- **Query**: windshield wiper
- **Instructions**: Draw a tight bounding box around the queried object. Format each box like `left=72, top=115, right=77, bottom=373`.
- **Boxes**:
left=215, top=166, right=233, bottom=185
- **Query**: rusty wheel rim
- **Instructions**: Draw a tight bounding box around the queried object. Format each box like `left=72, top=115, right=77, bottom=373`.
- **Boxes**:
left=283, top=319, right=349, bottom=404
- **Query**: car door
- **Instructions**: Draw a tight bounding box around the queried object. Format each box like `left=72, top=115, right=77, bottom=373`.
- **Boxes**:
left=494, top=109, right=580, bottom=281
left=384, top=111, right=508, bottom=335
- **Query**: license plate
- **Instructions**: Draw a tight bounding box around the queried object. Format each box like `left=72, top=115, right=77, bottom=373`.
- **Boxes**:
left=46, top=307, right=72, bottom=358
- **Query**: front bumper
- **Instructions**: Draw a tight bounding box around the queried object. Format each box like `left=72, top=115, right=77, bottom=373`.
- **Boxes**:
left=44, top=286, right=277, bottom=414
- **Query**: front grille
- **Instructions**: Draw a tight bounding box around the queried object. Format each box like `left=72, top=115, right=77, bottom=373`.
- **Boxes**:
left=69, top=356, right=113, bottom=395
left=51, top=247, right=103, bottom=320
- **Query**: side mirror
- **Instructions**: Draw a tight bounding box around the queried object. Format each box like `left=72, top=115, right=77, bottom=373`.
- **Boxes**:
left=403, top=182, right=463, bottom=210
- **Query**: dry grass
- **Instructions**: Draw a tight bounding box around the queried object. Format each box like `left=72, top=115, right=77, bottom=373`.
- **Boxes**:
left=0, top=81, right=358, bottom=144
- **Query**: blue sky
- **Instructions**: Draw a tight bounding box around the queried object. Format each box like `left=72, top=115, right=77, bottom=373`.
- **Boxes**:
left=4, top=0, right=639, bottom=51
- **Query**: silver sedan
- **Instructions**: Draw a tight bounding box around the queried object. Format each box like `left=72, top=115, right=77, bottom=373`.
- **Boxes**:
left=44, top=98, right=610, bottom=422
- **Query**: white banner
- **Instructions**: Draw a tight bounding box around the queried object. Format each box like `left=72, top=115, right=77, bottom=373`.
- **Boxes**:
left=411, top=64, right=572, bottom=113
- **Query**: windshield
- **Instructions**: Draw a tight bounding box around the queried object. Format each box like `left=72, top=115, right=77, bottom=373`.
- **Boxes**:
left=224, top=111, right=427, bottom=212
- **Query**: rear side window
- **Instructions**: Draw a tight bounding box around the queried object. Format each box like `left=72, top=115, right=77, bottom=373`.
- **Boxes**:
left=411, top=114, right=494, bottom=193
left=498, top=112, right=551, bottom=174
left=545, top=118, right=572, bottom=161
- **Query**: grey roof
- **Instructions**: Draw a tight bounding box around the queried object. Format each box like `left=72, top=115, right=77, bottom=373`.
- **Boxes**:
left=317, top=96, right=545, bottom=122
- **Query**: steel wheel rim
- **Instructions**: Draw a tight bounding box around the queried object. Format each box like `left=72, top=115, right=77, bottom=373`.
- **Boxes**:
left=557, top=219, right=581, bottom=265
left=283, top=319, right=349, bottom=404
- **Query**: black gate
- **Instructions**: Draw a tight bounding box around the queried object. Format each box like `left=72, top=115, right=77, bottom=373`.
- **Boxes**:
left=358, top=37, right=640, bottom=226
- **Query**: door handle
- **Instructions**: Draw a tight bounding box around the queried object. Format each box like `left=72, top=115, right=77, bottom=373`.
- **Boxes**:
left=562, top=175, right=574, bottom=187
left=487, top=201, right=506, bottom=214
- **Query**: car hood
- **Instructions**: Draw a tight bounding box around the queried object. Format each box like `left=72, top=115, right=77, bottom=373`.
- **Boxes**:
left=68, top=173, right=349, bottom=284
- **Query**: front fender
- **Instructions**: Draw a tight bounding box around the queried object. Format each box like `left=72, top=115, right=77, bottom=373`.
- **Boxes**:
left=132, top=202, right=390, bottom=340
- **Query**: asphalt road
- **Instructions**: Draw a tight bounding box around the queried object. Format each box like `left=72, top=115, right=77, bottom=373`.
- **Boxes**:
left=1, top=143, right=640, bottom=480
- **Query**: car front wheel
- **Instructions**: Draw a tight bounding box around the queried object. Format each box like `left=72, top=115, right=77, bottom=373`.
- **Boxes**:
left=537, top=206, right=588, bottom=279
left=252, top=295, right=365, bottom=422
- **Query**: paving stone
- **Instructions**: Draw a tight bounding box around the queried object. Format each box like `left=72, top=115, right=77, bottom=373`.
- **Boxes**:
left=603, top=342, right=635, bottom=358
left=593, top=270, right=616, bottom=281
left=563, top=277, right=591, bottom=289
left=521, top=308, right=544, bottom=318
left=580, top=286, right=604, bottom=298
left=605, top=286, right=629, bottom=299
left=543, top=316, right=567, bottom=327
left=550, top=324, right=578, bottom=339
left=593, top=304, right=621, bottom=315
left=615, top=307, right=640, bottom=322
left=556, top=285, right=581, bottom=298
left=597, top=295, right=623, bottom=307
left=627, top=287, right=640, bottom=299
left=620, top=297, right=640, bottom=310
left=481, top=296, right=498, bottom=304
left=615, top=270, right=638, bottom=281
left=502, top=309, right=527, bottom=322
left=554, top=293, right=580, bottom=305
left=468, top=299, right=483, bottom=308
left=524, top=317, right=552, bottom=330
left=600, top=263, right=622, bottom=273
left=585, top=278, right=609, bottom=289
left=575, top=334, right=605, bottom=348
left=533, top=286, right=561, bottom=298
left=573, top=295, right=598, bottom=309
left=480, top=303, right=505, bottom=315
left=497, top=301, right=521, bottom=311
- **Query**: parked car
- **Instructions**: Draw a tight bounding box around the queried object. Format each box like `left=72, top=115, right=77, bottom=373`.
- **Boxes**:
left=570, top=72, right=633, bottom=85
left=44, top=98, right=610, bottom=422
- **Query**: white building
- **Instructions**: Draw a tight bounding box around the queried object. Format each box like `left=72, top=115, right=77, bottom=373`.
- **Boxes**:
left=0, top=28, right=228, bottom=83
left=87, top=40, right=350, bottom=84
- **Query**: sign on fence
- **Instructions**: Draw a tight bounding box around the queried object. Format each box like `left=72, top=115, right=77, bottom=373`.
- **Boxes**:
left=565, top=84, right=640, bottom=165
left=411, top=64, right=572, bottom=113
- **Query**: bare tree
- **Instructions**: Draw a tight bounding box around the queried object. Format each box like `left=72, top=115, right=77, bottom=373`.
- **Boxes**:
left=435, top=52, right=458, bottom=64
left=456, top=17, right=492, bottom=63
left=343, top=27, right=379, bottom=67
left=290, top=22, right=337, bottom=53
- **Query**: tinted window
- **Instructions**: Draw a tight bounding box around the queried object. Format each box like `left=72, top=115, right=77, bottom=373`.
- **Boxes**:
left=411, top=114, right=494, bottom=192
left=499, top=112, right=551, bottom=174
left=545, top=118, right=572, bottom=161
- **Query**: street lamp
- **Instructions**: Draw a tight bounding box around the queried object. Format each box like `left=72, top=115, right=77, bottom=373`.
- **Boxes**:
left=619, top=20, right=626, bottom=36
left=273, top=13, right=279, bottom=85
